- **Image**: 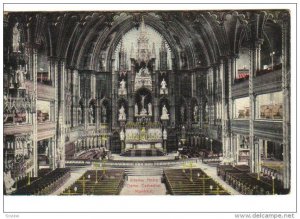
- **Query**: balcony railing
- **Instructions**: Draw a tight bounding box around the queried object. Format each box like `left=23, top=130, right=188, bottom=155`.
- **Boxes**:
left=37, top=122, right=56, bottom=140
left=234, top=75, right=249, bottom=83
left=256, top=63, right=282, bottom=76
left=25, top=80, right=55, bottom=100
left=232, top=66, right=282, bottom=98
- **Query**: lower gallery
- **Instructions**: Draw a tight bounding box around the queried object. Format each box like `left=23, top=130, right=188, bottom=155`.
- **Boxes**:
left=3, top=9, right=291, bottom=196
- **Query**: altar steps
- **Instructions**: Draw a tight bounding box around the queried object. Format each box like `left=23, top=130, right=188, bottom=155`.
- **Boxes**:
left=125, top=167, right=163, bottom=176
left=120, top=148, right=165, bottom=157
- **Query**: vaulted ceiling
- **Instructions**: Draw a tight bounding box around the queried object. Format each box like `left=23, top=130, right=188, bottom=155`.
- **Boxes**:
left=4, top=10, right=289, bottom=71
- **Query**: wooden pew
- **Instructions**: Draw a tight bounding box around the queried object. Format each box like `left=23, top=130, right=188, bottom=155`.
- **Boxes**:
left=218, top=164, right=286, bottom=195
left=163, top=168, right=229, bottom=195
left=61, top=169, right=125, bottom=195
left=13, top=168, right=71, bottom=195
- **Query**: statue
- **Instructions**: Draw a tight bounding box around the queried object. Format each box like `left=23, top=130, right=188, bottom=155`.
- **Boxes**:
left=140, top=107, right=147, bottom=116
left=148, top=102, right=152, bottom=115
left=120, top=79, right=126, bottom=90
left=161, top=78, right=167, bottom=89
left=193, top=105, right=198, bottom=122
left=160, top=78, right=168, bottom=94
left=4, top=170, right=16, bottom=194
left=102, top=105, right=107, bottom=116
left=89, top=105, right=94, bottom=123
left=12, top=22, right=20, bottom=53
left=119, top=79, right=127, bottom=95
left=161, top=104, right=169, bottom=120
left=118, top=105, right=126, bottom=121
left=140, top=127, right=147, bottom=140
left=135, top=103, right=139, bottom=115
left=9, top=74, right=14, bottom=88
left=163, top=129, right=167, bottom=140
left=140, top=94, right=148, bottom=110
left=102, top=105, right=107, bottom=123
left=120, top=129, right=125, bottom=141
left=180, top=106, right=185, bottom=121
left=162, top=105, right=168, bottom=115
left=15, top=66, right=27, bottom=88
left=138, top=66, right=150, bottom=76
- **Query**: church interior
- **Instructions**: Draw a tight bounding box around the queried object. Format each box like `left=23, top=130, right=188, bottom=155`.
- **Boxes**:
left=3, top=10, right=291, bottom=196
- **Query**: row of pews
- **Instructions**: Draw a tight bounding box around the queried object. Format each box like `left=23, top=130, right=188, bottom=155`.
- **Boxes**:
left=13, top=168, right=52, bottom=190
left=261, top=162, right=284, bottom=181
left=217, top=165, right=287, bottom=195
left=163, top=168, right=229, bottom=195
left=13, top=168, right=70, bottom=195
left=61, top=169, right=125, bottom=195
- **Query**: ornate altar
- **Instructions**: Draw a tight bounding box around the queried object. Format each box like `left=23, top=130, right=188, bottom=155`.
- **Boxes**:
left=124, top=122, right=163, bottom=150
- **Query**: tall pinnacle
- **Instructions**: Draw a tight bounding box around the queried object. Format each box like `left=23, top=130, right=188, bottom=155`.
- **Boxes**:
left=152, top=42, right=156, bottom=59
left=138, top=16, right=148, bottom=42
left=160, top=40, right=167, bottom=52
left=130, top=42, right=135, bottom=59
left=140, top=16, right=146, bottom=34
left=120, top=35, right=125, bottom=53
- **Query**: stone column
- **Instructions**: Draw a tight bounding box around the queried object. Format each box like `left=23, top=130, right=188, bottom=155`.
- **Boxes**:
left=213, top=65, right=218, bottom=125
left=96, top=99, right=100, bottom=140
left=228, top=57, right=236, bottom=159
left=128, top=60, right=135, bottom=122
left=128, top=97, right=134, bottom=122
left=191, top=71, right=196, bottom=97
left=111, top=58, right=117, bottom=128
left=256, top=39, right=263, bottom=72
left=220, top=59, right=229, bottom=159
left=154, top=98, right=159, bottom=122
left=169, top=71, right=176, bottom=128
left=84, top=76, right=88, bottom=130
left=249, top=44, right=255, bottom=172
left=91, top=73, right=96, bottom=99
left=48, top=57, right=55, bottom=86
left=32, top=47, right=38, bottom=177
left=186, top=103, right=191, bottom=129
left=231, top=134, right=237, bottom=164
left=281, top=16, right=290, bottom=189
left=73, top=70, right=78, bottom=127
left=249, top=40, right=262, bottom=173
left=49, top=137, right=56, bottom=169
left=130, top=59, right=135, bottom=94
left=153, top=69, right=157, bottom=97
left=258, top=138, right=264, bottom=171
left=57, top=59, right=66, bottom=168
left=263, top=140, right=268, bottom=159
left=254, top=137, right=260, bottom=173
left=170, top=97, right=176, bottom=128
left=53, top=58, right=59, bottom=168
